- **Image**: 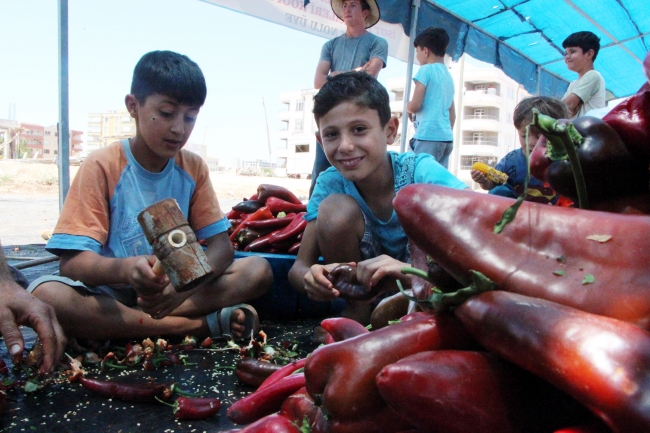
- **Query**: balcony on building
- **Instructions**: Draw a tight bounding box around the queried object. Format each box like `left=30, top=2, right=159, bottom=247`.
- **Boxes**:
left=461, top=106, right=501, bottom=133
left=463, top=81, right=502, bottom=108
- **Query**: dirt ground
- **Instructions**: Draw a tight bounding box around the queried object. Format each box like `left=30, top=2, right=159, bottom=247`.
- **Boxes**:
left=0, top=159, right=311, bottom=201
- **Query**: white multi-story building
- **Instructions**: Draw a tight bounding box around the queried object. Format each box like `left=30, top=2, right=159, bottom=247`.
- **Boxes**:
left=86, top=109, right=136, bottom=152
left=277, top=54, right=530, bottom=187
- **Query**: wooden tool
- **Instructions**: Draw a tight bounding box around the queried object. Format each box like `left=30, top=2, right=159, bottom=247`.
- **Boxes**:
left=138, top=198, right=213, bottom=292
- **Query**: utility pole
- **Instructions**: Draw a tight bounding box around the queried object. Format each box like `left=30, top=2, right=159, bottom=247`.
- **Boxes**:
left=262, top=98, right=272, bottom=163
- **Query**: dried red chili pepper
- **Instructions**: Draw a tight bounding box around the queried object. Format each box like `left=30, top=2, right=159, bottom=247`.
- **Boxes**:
left=376, top=350, right=594, bottom=433
left=230, top=206, right=274, bottom=242
left=257, top=358, right=306, bottom=391
left=235, top=358, right=284, bottom=388
left=244, top=230, right=279, bottom=252
left=245, top=213, right=296, bottom=230
left=78, top=376, right=172, bottom=402
left=168, top=396, right=221, bottom=420
left=267, top=212, right=307, bottom=244
left=393, top=184, right=650, bottom=330
left=227, top=373, right=306, bottom=425
left=223, top=413, right=301, bottom=433
left=456, top=290, right=650, bottom=433
left=257, top=184, right=303, bottom=205
left=304, top=313, right=476, bottom=430
left=287, top=241, right=300, bottom=255
left=265, top=197, right=307, bottom=215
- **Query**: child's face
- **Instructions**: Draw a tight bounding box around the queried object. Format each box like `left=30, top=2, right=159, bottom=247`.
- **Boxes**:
left=517, top=119, right=540, bottom=155
left=415, top=46, right=427, bottom=65
left=126, top=93, right=200, bottom=172
left=316, top=102, right=398, bottom=183
left=564, top=46, right=593, bottom=73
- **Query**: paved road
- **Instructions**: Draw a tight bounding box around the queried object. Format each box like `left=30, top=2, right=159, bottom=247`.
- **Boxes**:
left=0, top=194, right=241, bottom=247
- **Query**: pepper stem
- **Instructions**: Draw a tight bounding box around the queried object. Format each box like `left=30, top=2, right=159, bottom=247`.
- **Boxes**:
left=531, top=109, right=589, bottom=209
left=397, top=270, right=496, bottom=313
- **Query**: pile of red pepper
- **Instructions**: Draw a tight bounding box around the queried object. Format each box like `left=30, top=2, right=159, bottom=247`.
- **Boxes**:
left=227, top=184, right=307, bottom=255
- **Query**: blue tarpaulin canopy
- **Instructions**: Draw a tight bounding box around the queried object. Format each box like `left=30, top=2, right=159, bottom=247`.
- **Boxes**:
left=374, top=0, right=649, bottom=98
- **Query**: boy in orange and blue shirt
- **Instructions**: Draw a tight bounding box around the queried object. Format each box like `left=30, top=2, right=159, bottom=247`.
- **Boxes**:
left=28, top=51, right=272, bottom=344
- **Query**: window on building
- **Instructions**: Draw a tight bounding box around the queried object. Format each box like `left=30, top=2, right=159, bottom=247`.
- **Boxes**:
left=295, top=101, right=304, bottom=112
left=45, top=131, right=50, bottom=135
left=44, top=149, right=50, bottom=154
left=473, top=133, right=484, bottom=143
left=460, top=155, right=498, bottom=170
left=295, top=144, right=309, bottom=153
left=474, top=84, right=488, bottom=92
left=54, top=150, right=58, bottom=155
left=474, top=109, right=485, bottom=118
left=295, top=119, right=303, bottom=131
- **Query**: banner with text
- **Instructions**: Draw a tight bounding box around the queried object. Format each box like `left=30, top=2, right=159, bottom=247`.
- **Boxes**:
left=199, top=0, right=411, bottom=62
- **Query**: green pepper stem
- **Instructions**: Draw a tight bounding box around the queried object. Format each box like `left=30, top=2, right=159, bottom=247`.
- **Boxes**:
left=155, top=396, right=175, bottom=407
left=532, top=109, right=589, bottom=209
left=172, top=384, right=204, bottom=397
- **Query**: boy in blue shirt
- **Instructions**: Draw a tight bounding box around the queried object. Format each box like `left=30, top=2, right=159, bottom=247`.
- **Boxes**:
left=288, top=72, right=467, bottom=324
left=28, top=51, right=273, bottom=344
left=471, top=96, right=568, bottom=204
left=406, top=27, right=455, bottom=169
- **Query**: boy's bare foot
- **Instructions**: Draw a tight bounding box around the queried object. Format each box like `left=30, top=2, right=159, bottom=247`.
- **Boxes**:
left=229, top=308, right=246, bottom=339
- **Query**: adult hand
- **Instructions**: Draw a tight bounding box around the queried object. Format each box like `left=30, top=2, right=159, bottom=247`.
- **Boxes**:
left=0, top=281, right=66, bottom=374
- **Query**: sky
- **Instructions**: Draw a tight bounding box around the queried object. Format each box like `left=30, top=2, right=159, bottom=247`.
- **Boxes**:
left=0, top=0, right=414, bottom=161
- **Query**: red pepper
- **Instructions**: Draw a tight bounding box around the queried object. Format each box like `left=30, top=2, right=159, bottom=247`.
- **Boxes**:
left=78, top=376, right=172, bottom=402
left=456, top=290, right=650, bottom=433
left=257, top=184, right=303, bottom=205
left=279, top=387, right=319, bottom=429
left=376, top=350, right=594, bottom=433
left=230, top=206, right=274, bottom=242
left=223, top=413, right=301, bottom=432
left=244, top=213, right=296, bottom=230
left=326, top=264, right=385, bottom=301
left=227, top=373, right=306, bottom=425
left=172, top=396, right=221, bottom=420
left=319, top=317, right=369, bottom=342
left=258, top=358, right=306, bottom=391
left=226, top=209, right=244, bottom=219
left=528, top=113, right=648, bottom=209
left=393, top=184, right=650, bottom=330
left=232, top=199, right=265, bottom=214
left=235, top=358, right=284, bottom=388
left=267, top=212, right=307, bottom=244
left=286, top=241, right=300, bottom=255
left=265, top=197, right=306, bottom=215
left=304, top=313, right=476, bottom=429
left=244, top=230, right=279, bottom=252
left=602, top=90, right=650, bottom=161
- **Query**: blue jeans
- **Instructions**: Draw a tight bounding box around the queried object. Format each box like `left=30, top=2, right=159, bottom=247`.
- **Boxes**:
left=409, top=139, right=454, bottom=169
left=309, top=141, right=331, bottom=198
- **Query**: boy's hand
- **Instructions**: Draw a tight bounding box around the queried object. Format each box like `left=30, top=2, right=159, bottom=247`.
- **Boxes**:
left=137, top=284, right=191, bottom=319
left=128, top=255, right=170, bottom=297
left=470, top=169, right=495, bottom=190
left=356, top=255, right=412, bottom=290
left=303, top=263, right=346, bottom=302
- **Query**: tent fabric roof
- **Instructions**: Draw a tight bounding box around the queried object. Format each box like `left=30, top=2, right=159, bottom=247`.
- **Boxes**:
left=376, top=0, right=649, bottom=98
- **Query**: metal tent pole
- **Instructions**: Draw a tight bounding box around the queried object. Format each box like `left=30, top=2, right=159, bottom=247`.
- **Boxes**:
left=399, top=0, right=420, bottom=153
left=58, top=0, right=70, bottom=211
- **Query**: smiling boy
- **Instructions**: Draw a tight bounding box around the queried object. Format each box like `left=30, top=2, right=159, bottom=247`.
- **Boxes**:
left=562, top=31, right=606, bottom=118
left=288, top=72, right=467, bottom=324
left=28, top=51, right=272, bottom=345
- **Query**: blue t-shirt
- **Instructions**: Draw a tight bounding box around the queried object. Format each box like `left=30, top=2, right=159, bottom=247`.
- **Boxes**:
left=494, top=148, right=558, bottom=204
left=413, top=63, right=455, bottom=141
left=320, top=32, right=388, bottom=72
left=306, top=151, right=467, bottom=261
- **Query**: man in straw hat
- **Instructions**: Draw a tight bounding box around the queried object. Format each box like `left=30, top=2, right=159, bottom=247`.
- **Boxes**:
left=309, top=0, right=388, bottom=196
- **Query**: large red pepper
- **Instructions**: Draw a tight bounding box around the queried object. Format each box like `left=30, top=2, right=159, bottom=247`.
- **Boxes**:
left=279, top=387, right=319, bottom=429
left=456, top=290, right=650, bottom=433
left=602, top=90, right=650, bottom=161
left=227, top=373, right=306, bottom=425
left=265, top=197, right=307, bottom=215
left=257, top=184, right=303, bottom=205
left=393, top=184, right=650, bottom=330
left=304, top=313, right=476, bottom=431
left=319, top=317, right=369, bottom=342
left=376, top=350, right=594, bottom=433
left=528, top=113, right=648, bottom=209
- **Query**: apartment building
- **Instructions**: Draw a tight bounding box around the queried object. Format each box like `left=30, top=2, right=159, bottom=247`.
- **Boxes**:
left=277, top=54, right=529, bottom=188
left=43, top=125, right=83, bottom=159
left=86, top=109, right=136, bottom=151
left=0, top=119, right=82, bottom=159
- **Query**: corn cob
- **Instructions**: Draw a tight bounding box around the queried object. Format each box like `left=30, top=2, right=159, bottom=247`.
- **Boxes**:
left=471, top=162, right=508, bottom=185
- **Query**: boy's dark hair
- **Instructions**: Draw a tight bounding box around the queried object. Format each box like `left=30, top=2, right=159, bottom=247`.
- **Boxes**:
left=513, top=96, right=569, bottom=129
left=413, top=27, right=449, bottom=57
left=360, top=0, right=370, bottom=11
left=131, top=50, right=207, bottom=106
left=313, top=72, right=391, bottom=127
left=562, top=31, right=601, bottom=61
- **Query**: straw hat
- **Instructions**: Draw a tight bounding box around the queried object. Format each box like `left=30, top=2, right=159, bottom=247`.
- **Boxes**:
left=331, top=0, right=380, bottom=29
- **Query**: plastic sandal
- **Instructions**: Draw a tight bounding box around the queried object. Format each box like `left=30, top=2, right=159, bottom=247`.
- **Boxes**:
left=207, top=303, right=260, bottom=341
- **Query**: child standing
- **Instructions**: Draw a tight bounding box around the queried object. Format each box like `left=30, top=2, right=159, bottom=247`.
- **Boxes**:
left=28, top=51, right=273, bottom=344
left=288, top=72, right=467, bottom=324
left=406, top=27, right=455, bottom=169
left=471, top=96, right=568, bottom=204
left=562, top=31, right=606, bottom=118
